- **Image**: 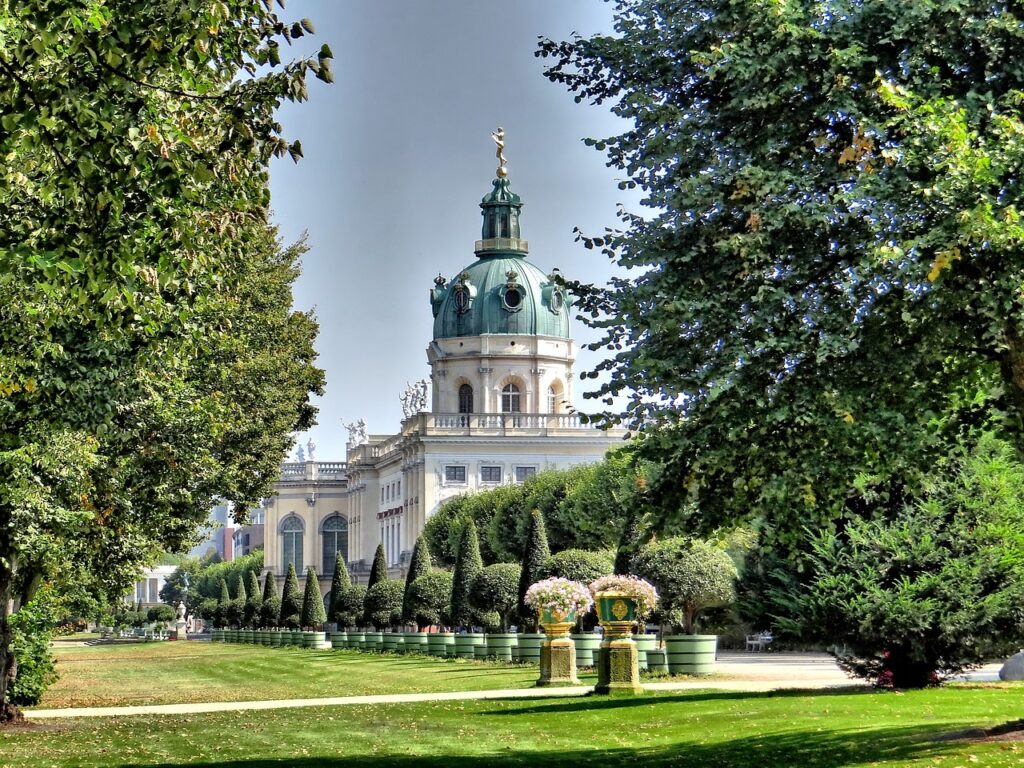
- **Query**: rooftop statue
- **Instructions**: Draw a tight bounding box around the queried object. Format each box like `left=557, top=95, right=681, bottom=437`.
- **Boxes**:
left=492, top=127, right=507, bottom=178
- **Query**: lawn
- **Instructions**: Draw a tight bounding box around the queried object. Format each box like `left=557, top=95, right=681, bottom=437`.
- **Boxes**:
left=6, top=686, right=1024, bottom=766
left=37, top=642, right=570, bottom=708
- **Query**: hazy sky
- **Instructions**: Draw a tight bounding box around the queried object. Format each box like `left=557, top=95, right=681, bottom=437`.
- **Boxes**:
left=270, top=1, right=637, bottom=460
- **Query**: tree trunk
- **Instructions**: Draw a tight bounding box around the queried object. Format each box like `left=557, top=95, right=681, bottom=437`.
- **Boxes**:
left=0, top=563, right=23, bottom=722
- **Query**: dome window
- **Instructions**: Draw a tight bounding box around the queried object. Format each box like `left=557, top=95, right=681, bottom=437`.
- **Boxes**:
left=452, top=272, right=475, bottom=315
left=501, top=269, right=524, bottom=313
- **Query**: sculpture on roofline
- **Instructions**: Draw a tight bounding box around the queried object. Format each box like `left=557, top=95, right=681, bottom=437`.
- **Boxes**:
left=345, top=419, right=368, bottom=450
left=306, top=438, right=316, bottom=461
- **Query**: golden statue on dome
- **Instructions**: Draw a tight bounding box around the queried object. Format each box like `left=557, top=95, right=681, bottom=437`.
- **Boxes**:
left=492, top=127, right=508, bottom=178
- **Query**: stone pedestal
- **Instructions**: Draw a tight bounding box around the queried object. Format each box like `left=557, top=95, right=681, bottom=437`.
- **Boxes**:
left=173, top=619, right=187, bottom=641
left=537, top=637, right=579, bottom=686
left=595, top=636, right=642, bottom=695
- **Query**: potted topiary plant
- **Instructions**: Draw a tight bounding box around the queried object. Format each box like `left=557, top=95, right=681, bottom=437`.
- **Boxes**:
left=634, top=537, right=738, bottom=676
left=472, top=562, right=522, bottom=662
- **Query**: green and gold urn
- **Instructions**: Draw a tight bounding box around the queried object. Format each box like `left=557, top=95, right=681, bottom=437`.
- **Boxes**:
left=596, top=592, right=638, bottom=625
left=539, top=607, right=577, bottom=638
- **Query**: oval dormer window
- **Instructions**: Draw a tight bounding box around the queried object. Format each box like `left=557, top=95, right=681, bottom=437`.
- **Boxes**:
left=502, top=286, right=523, bottom=312
left=550, top=290, right=564, bottom=313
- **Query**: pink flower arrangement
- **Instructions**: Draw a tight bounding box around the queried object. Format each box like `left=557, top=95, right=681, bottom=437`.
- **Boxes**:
left=524, top=577, right=594, bottom=619
left=589, top=575, right=659, bottom=620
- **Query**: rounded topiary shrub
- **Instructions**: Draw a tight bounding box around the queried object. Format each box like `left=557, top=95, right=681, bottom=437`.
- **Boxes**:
left=543, top=549, right=615, bottom=584
left=471, top=563, right=522, bottom=631
left=364, top=579, right=404, bottom=630
left=634, top=537, right=738, bottom=634
left=407, top=570, right=453, bottom=630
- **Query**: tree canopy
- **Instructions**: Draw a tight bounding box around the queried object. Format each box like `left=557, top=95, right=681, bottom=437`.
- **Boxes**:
left=0, top=0, right=329, bottom=715
left=539, top=0, right=1024, bottom=551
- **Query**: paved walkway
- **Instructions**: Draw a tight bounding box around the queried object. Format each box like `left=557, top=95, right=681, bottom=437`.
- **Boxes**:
left=27, top=652, right=881, bottom=720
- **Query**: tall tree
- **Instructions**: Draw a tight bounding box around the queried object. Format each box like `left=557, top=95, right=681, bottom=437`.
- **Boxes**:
left=517, top=510, right=551, bottom=630
left=367, top=544, right=388, bottom=591
left=402, top=537, right=432, bottom=624
left=450, top=519, right=483, bottom=629
left=539, top=0, right=1024, bottom=551
left=300, top=568, right=325, bottom=630
left=278, top=563, right=302, bottom=630
left=0, top=1, right=331, bottom=717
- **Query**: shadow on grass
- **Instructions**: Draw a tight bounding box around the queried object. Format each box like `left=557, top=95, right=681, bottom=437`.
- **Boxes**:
left=483, top=686, right=877, bottom=715
left=121, top=724, right=970, bottom=768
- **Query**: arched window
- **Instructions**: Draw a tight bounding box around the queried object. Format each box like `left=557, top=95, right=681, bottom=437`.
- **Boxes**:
left=321, top=515, right=348, bottom=576
left=547, top=383, right=564, bottom=414
left=458, top=384, right=473, bottom=414
left=281, top=516, right=304, bottom=573
left=501, top=383, right=521, bottom=413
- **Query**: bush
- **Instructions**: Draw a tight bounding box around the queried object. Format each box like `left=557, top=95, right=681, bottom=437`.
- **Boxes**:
left=301, top=567, right=326, bottom=629
left=9, top=593, right=58, bottom=707
left=542, top=549, right=615, bottom=584
left=198, top=598, right=218, bottom=623
left=472, top=563, right=522, bottom=631
left=278, top=563, right=302, bottom=629
left=327, top=554, right=351, bottom=625
left=797, top=435, right=1024, bottom=688
left=363, top=579, right=404, bottom=630
left=406, top=570, right=453, bottom=630
left=634, top=537, right=738, bottom=634
left=215, top=579, right=231, bottom=629
left=227, top=575, right=247, bottom=628
left=146, top=605, right=176, bottom=624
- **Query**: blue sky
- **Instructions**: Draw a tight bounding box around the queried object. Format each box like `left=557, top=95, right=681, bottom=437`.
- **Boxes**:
left=270, top=1, right=637, bottom=459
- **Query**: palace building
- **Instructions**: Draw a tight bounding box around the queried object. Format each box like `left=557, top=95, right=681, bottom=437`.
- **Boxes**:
left=261, top=148, right=625, bottom=592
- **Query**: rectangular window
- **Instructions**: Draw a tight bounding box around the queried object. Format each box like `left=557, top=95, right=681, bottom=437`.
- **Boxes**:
left=515, top=466, right=537, bottom=482
left=481, top=466, right=502, bottom=483
left=445, top=465, right=466, bottom=483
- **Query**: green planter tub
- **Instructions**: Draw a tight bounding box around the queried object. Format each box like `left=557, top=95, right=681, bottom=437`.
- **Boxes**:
left=634, top=634, right=657, bottom=670
left=454, top=632, right=485, bottom=659
left=646, top=648, right=668, bottom=673
left=211, top=629, right=224, bottom=642
left=330, top=631, right=347, bottom=649
left=381, top=633, right=401, bottom=653
left=571, top=633, right=601, bottom=668
left=403, top=632, right=429, bottom=654
left=268, top=630, right=283, bottom=647
left=303, top=631, right=330, bottom=650
left=516, top=633, right=544, bottom=665
left=474, top=643, right=489, bottom=660
left=363, top=631, right=383, bottom=652
left=427, top=632, right=454, bottom=657
left=486, top=633, right=518, bottom=663
left=665, top=634, right=717, bottom=676
left=262, top=630, right=274, bottom=646
left=347, top=630, right=365, bottom=650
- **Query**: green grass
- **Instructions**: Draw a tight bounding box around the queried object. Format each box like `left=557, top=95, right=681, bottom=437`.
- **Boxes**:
left=37, top=642, right=574, bottom=708
left=7, top=686, right=1024, bottom=766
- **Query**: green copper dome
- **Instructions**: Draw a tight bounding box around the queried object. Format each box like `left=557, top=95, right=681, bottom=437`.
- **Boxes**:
left=430, top=176, right=570, bottom=340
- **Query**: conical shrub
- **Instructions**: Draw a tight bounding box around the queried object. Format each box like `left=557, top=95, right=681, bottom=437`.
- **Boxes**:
left=301, top=567, right=326, bottom=629
left=328, top=555, right=351, bottom=624
left=367, top=543, right=388, bottom=590
left=260, top=572, right=280, bottom=628
left=450, top=519, right=483, bottom=629
left=402, top=536, right=432, bottom=624
left=278, top=562, right=302, bottom=629
left=517, top=509, right=551, bottom=629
